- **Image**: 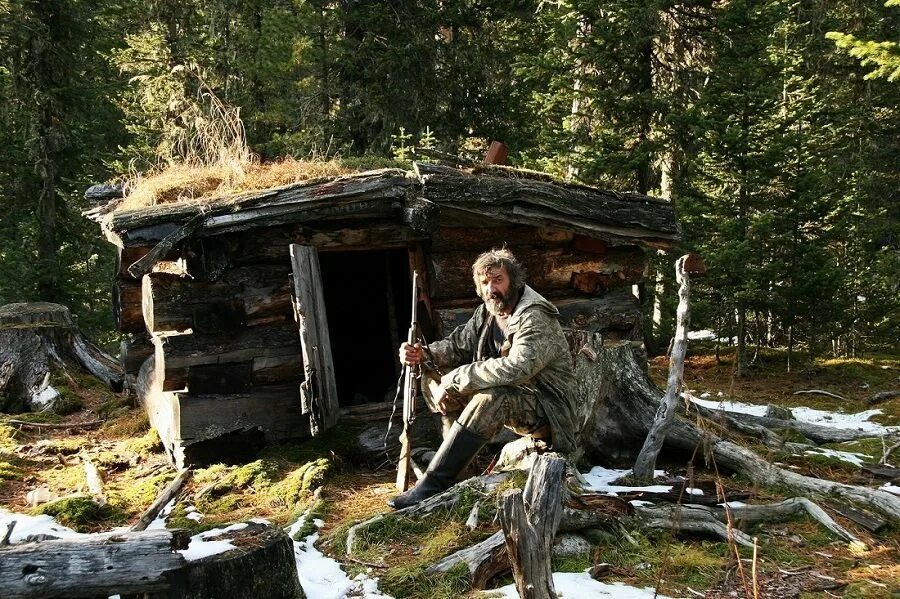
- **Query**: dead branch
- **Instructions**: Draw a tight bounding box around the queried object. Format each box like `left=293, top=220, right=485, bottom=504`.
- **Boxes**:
left=130, top=468, right=192, bottom=532
left=634, top=255, right=694, bottom=481
left=793, top=389, right=849, bottom=402
left=2, top=419, right=103, bottom=430
left=633, top=503, right=754, bottom=547
left=709, top=497, right=861, bottom=544
left=392, top=472, right=513, bottom=518
left=0, top=520, right=15, bottom=547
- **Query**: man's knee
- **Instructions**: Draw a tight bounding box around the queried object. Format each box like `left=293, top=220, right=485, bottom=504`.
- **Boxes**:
left=456, top=388, right=510, bottom=439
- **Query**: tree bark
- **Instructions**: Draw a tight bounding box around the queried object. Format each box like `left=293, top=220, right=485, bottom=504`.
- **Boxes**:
left=499, top=454, right=566, bottom=599
left=633, top=254, right=692, bottom=481
left=0, top=530, right=187, bottom=599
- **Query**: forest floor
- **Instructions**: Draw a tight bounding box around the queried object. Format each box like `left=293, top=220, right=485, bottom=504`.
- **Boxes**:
left=1, top=347, right=898, bottom=598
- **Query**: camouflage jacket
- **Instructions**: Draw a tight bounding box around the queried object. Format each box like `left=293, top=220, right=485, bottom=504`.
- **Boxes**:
left=427, top=285, right=579, bottom=452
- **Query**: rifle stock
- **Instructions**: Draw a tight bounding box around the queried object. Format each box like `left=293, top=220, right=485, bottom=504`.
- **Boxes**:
left=396, top=271, right=419, bottom=492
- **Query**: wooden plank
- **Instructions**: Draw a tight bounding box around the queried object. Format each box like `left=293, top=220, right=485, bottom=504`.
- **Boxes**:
left=121, top=335, right=154, bottom=374
left=116, top=245, right=152, bottom=278
left=176, top=383, right=309, bottom=444
left=417, top=167, right=680, bottom=243
left=137, top=356, right=180, bottom=462
left=252, top=354, right=303, bottom=385
left=822, top=500, right=887, bottom=533
left=187, top=362, right=253, bottom=395
left=157, top=324, right=301, bottom=392
left=430, top=225, right=574, bottom=251
left=127, top=212, right=206, bottom=278
left=0, top=530, right=186, bottom=599
left=484, top=141, right=509, bottom=165
left=109, top=169, right=409, bottom=233
left=290, top=244, right=339, bottom=435
left=142, top=267, right=293, bottom=335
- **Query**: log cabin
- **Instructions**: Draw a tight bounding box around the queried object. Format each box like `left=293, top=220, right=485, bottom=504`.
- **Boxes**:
left=86, top=162, right=680, bottom=468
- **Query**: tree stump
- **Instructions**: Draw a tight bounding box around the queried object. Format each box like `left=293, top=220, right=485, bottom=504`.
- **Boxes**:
left=499, top=453, right=566, bottom=599
left=152, top=522, right=303, bottom=599
left=0, top=303, right=122, bottom=413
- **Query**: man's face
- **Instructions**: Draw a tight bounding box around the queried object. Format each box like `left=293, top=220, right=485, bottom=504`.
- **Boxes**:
left=479, top=266, right=516, bottom=316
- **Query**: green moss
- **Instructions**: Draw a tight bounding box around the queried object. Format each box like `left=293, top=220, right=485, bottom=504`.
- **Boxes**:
left=165, top=503, right=231, bottom=535
left=0, top=423, right=19, bottom=449
left=231, top=459, right=281, bottom=489
left=9, top=412, right=62, bottom=424
left=33, top=495, right=125, bottom=531
left=98, top=394, right=135, bottom=419
left=0, top=455, right=23, bottom=480
left=50, top=389, right=84, bottom=416
left=834, top=582, right=895, bottom=599
left=122, top=428, right=163, bottom=456
left=379, top=562, right=470, bottom=599
left=45, top=438, right=84, bottom=455
left=199, top=494, right=243, bottom=513
left=551, top=552, right=593, bottom=573
left=271, top=458, right=331, bottom=507
left=823, top=437, right=885, bottom=457
left=101, top=409, right=149, bottom=437
left=107, top=473, right=172, bottom=515
left=778, top=427, right=813, bottom=444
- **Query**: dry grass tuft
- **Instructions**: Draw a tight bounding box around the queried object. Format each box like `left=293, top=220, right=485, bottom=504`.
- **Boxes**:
left=119, top=157, right=356, bottom=212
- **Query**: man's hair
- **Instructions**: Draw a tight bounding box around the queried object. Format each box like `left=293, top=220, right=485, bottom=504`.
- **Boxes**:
left=471, top=248, right=526, bottom=292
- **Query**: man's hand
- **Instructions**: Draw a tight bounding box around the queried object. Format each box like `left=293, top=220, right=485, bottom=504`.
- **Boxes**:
left=399, top=342, right=423, bottom=366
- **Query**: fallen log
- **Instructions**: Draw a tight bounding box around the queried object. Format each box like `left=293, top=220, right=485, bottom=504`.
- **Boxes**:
left=0, top=530, right=188, bottom=599
left=633, top=503, right=754, bottom=547
left=692, top=403, right=886, bottom=444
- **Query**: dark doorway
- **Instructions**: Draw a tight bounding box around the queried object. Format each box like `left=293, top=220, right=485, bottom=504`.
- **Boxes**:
left=318, top=249, right=413, bottom=407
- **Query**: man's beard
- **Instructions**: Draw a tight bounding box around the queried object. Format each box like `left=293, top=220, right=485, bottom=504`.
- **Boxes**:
left=483, top=288, right=519, bottom=316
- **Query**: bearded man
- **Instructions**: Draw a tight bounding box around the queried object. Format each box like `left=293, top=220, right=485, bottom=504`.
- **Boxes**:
left=389, top=248, right=577, bottom=509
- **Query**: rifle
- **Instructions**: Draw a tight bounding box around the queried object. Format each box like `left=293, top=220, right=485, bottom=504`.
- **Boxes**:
left=396, top=271, right=419, bottom=492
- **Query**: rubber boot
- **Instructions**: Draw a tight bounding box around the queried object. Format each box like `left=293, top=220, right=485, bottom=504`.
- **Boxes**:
left=388, top=422, right=485, bottom=509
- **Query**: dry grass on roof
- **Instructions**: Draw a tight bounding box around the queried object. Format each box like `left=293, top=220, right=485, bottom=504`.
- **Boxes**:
left=117, top=156, right=401, bottom=212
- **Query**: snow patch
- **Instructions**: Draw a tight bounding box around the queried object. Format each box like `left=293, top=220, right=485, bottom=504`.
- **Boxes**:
left=804, top=448, right=872, bottom=467
left=178, top=522, right=252, bottom=561
left=688, top=394, right=898, bottom=435
left=881, top=483, right=900, bottom=495
left=287, top=511, right=393, bottom=599
left=0, top=509, right=84, bottom=543
left=581, top=466, right=671, bottom=495
left=31, top=385, right=59, bottom=409
left=488, top=571, right=673, bottom=598
left=146, top=498, right=175, bottom=531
